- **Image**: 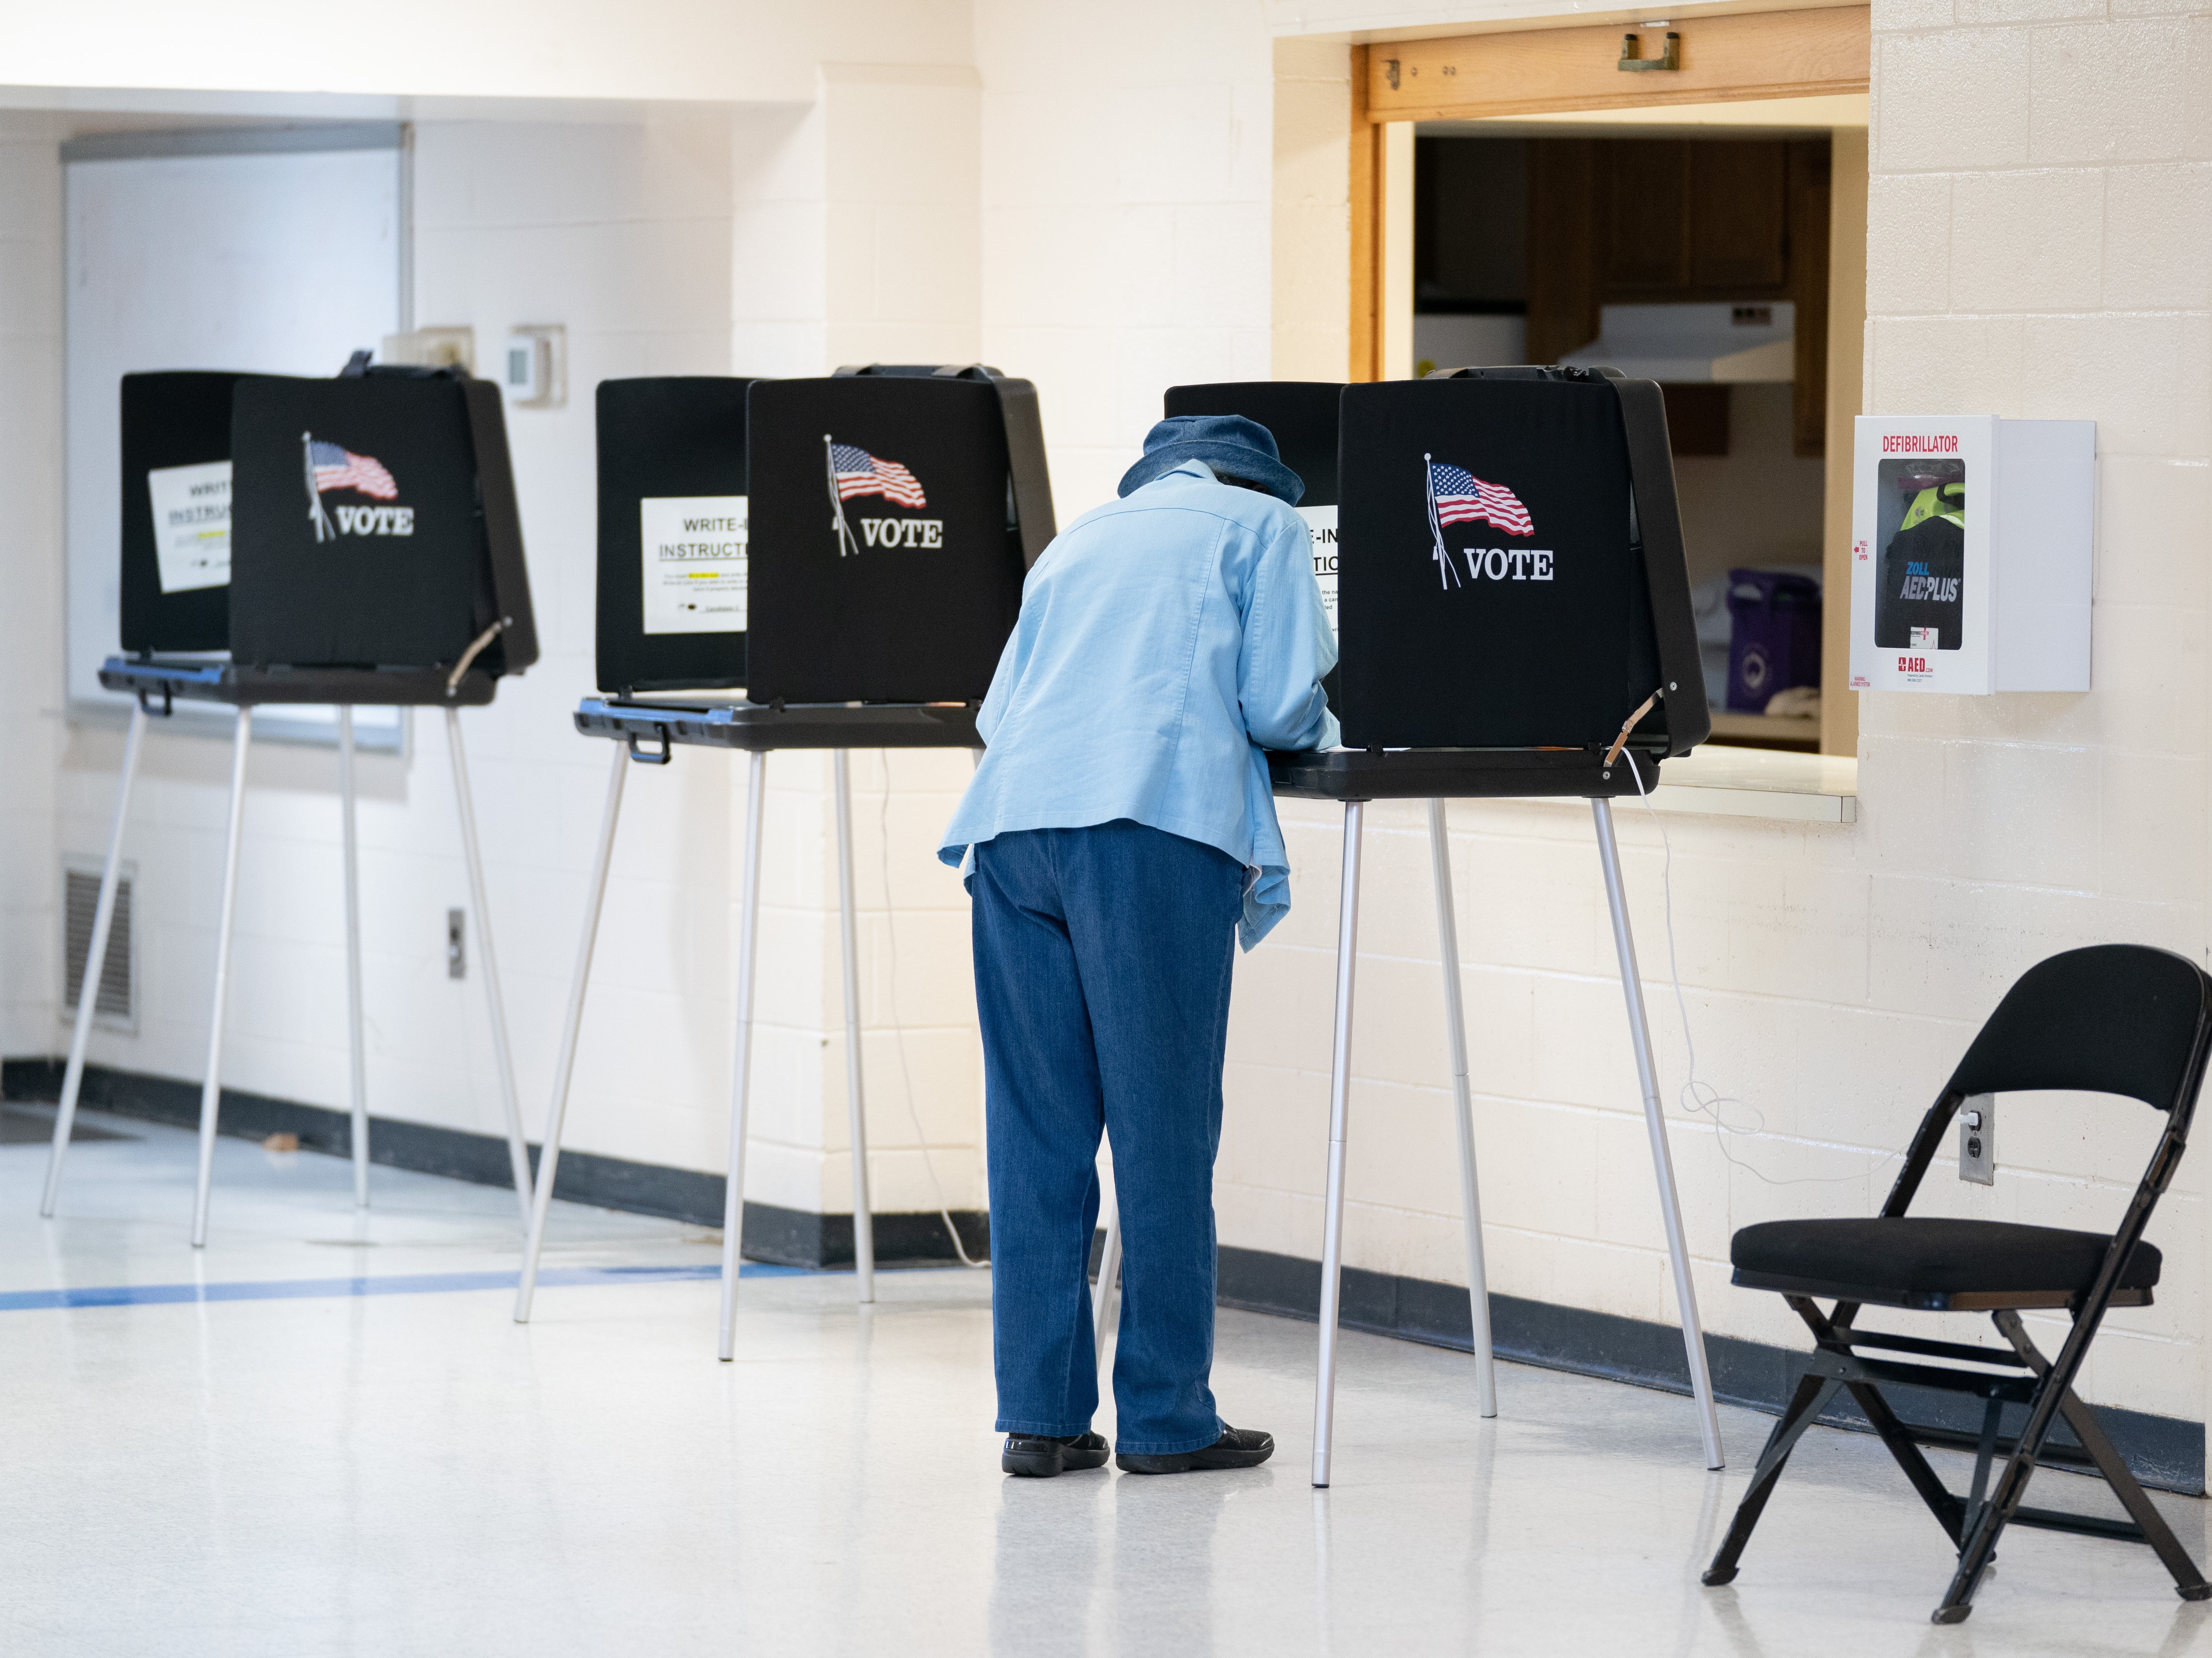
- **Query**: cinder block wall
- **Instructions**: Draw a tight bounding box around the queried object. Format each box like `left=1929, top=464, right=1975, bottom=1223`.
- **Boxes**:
left=1256, top=0, right=2210, bottom=1434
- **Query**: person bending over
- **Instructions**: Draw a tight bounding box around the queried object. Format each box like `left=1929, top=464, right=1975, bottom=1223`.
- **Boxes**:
left=939, top=415, right=1338, bottom=1477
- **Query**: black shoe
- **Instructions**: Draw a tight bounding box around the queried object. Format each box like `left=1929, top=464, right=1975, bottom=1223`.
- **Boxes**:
left=1116, top=1425, right=1274, bottom=1475
left=1002, top=1431, right=1110, bottom=1477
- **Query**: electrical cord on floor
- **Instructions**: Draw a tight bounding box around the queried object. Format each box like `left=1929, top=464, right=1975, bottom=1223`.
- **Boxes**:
left=878, top=774, right=989, bottom=1267
left=1625, top=736, right=1897, bottom=1189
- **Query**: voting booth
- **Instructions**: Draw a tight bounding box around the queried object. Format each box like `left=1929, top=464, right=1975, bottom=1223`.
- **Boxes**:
left=1164, top=381, right=1344, bottom=688
left=1095, top=368, right=1723, bottom=1484
left=514, top=364, right=1054, bottom=1353
left=43, top=364, right=540, bottom=1243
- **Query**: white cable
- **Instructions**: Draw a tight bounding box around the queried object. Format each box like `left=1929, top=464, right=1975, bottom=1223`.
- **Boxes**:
left=879, top=768, right=989, bottom=1267
left=1625, top=741, right=1897, bottom=1189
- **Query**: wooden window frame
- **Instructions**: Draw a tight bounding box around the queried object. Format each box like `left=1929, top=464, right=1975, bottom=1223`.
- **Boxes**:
left=1347, top=7, right=1870, bottom=756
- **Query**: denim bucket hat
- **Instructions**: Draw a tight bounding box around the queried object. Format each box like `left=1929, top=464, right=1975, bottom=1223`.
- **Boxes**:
left=1116, top=414, right=1305, bottom=507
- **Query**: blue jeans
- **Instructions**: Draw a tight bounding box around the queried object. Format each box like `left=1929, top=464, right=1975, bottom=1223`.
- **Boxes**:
left=972, top=821, right=1244, bottom=1455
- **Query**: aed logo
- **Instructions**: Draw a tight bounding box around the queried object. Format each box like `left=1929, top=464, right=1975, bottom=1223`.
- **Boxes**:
left=1461, top=546, right=1554, bottom=582
left=1897, top=559, right=1958, bottom=603
left=1898, top=656, right=1929, bottom=673
left=334, top=505, right=416, bottom=537
left=857, top=517, right=943, bottom=549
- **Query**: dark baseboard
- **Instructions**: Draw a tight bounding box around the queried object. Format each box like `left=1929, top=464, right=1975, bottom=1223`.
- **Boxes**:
left=1209, top=1242, right=2207, bottom=1498
left=0, top=1058, right=988, bottom=1268
left=11, top=1058, right=2200, bottom=1495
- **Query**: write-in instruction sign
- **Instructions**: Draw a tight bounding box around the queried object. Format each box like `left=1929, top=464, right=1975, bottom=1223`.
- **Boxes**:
left=1297, top=503, right=1338, bottom=640
left=640, top=495, right=746, bottom=634
left=147, top=460, right=232, bottom=593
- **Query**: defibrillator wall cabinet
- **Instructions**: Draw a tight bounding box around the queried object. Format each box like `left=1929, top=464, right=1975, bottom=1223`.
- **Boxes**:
left=1848, top=415, right=2093, bottom=695
left=44, top=366, right=540, bottom=1244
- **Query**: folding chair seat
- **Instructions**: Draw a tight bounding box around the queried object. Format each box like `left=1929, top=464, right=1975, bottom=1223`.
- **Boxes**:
left=1730, top=1217, right=2161, bottom=1309
left=1703, top=943, right=2212, bottom=1624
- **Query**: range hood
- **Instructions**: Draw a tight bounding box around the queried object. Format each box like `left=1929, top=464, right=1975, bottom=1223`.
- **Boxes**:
left=1560, top=301, right=1795, bottom=383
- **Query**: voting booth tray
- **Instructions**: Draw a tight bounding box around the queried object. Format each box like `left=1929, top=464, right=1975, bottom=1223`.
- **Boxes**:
left=101, top=655, right=497, bottom=709
left=573, top=697, right=980, bottom=754
left=1268, top=746, right=1660, bottom=802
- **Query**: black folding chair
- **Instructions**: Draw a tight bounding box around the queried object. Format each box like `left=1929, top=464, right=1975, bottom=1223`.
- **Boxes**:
left=1702, top=943, right=2212, bottom=1623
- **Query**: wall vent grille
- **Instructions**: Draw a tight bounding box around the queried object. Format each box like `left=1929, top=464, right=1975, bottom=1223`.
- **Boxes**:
left=62, top=861, right=135, bottom=1033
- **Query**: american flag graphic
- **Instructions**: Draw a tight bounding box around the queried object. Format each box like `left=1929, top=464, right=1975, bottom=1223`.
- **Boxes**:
left=308, top=441, right=398, bottom=500
left=1428, top=462, right=1533, bottom=538
left=829, top=443, right=927, bottom=510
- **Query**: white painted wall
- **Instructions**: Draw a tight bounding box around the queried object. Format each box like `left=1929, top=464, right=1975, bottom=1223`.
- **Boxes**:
left=0, top=119, right=65, bottom=1059
left=1, top=3, right=973, bottom=106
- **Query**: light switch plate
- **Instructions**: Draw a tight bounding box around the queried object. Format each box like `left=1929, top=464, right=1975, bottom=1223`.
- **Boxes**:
left=1959, top=1093, right=1995, bottom=1185
left=381, top=326, right=476, bottom=375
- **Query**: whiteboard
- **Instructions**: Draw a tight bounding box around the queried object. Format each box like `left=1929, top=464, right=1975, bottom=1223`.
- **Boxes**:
left=65, top=134, right=406, bottom=746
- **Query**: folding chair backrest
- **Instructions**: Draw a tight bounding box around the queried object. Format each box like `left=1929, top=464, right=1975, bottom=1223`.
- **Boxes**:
left=1946, top=944, right=2212, bottom=1120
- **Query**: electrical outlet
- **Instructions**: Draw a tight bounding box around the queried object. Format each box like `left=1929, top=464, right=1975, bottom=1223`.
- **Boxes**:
left=447, top=909, right=466, bottom=980
left=1958, top=1094, right=1994, bottom=1185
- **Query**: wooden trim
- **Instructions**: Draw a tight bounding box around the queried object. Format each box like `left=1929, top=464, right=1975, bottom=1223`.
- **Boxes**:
left=1365, top=7, right=1869, bottom=122
left=1788, top=139, right=1832, bottom=459
left=1348, top=44, right=1380, bottom=381
left=1819, top=127, right=1867, bottom=760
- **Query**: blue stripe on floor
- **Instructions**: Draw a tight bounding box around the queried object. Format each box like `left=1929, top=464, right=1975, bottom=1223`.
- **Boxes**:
left=0, top=1261, right=810, bottom=1313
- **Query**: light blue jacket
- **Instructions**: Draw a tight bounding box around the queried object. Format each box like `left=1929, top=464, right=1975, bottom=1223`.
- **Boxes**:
left=938, top=460, right=1339, bottom=949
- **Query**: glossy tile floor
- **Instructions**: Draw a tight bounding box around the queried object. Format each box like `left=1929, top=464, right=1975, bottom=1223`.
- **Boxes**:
left=6, top=1107, right=2208, bottom=1657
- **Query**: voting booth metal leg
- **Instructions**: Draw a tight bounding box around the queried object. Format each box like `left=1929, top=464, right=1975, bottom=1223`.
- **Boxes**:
left=40, top=701, right=150, bottom=1216
left=718, top=751, right=768, bottom=1361
left=338, top=709, right=370, bottom=1210
left=833, top=751, right=876, bottom=1303
left=1093, top=1195, right=1122, bottom=1391
left=1426, top=800, right=1497, bottom=1420
left=1311, top=799, right=1365, bottom=1489
left=192, top=709, right=253, bottom=1249
left=514, top=742, right=628, bottom=1324
left=446, top=706, right=534, bottom=1229
left=1590, top=797, right=1724, bottom=1471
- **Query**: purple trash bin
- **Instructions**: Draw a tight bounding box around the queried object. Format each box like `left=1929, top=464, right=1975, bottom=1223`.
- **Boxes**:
left=1725, top=569, right=1821, bottom=713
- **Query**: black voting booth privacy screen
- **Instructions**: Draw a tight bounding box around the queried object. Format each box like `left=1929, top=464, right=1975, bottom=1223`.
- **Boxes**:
left=595, top=377, right=755, bottom=695
left=1164, top=380, right=1345, bottom=712
left=227, top=374, right=537, bottom=676
left=120, top=371, right=255, bottom=653
left=1163, top=381, right=1342, bottom=507
left=1336, top=370, right=1707, bottom=755
left=743, top=367, right=1050, bottom=705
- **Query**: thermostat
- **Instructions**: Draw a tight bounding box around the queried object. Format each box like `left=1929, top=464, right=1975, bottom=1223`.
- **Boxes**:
left=502, top=325, right=565, bottom=409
